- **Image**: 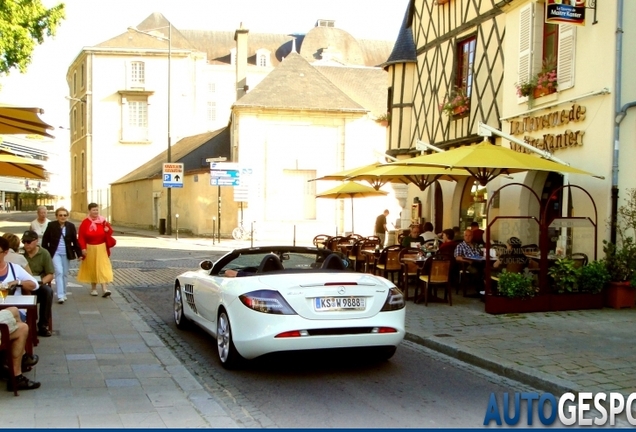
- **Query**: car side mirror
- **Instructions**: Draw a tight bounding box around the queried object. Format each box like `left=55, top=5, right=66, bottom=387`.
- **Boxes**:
left=200, top=260, right=213, bottom=271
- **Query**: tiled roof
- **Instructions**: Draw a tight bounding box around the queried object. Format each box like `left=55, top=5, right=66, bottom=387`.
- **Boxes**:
left=232, top=52, right=366, bottom=113
left=383, top=5, right=417, bottom=68
left=314, top=65, right=388, bottom=117
left=111, top=127, right=230, bottom=185
left=93, top=13, right=393, bottom=68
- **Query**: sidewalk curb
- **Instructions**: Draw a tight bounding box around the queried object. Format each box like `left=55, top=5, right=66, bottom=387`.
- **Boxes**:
left=404, top=332, right=577, bottom=395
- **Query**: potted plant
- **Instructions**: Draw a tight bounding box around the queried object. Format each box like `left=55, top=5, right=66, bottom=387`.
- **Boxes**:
left=375, top=112, right=391, bottom=127
left=604, top=188, right=636, bottom=308
left=440, top=87, right=470, bottom=117
left=548, top=258, right=580, bottom=294
left=497, top=269, right=536, bottom=299
left=578, top=260, right=611, bottom=294
left=514, top=58, right=558, bottom=99
left=603, top=239, right=636, bottom=308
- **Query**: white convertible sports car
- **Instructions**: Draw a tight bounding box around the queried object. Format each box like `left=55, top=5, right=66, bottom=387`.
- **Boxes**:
left=173, top=246, right=406, bottom=368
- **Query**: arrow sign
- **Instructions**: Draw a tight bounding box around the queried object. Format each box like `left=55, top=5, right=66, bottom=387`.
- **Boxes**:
left=163, top=163, right=184, bottom=188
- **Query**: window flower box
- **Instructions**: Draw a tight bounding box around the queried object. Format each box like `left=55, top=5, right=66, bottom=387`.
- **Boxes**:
left=440, top=88, right=470, bottom=117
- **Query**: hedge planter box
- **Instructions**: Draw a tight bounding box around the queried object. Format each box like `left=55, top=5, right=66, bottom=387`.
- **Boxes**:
left=605, top=281, right=635, bottom=309
left=485, top=295, right=551, bottom=315
left=550, top=292, right=604, bottom=311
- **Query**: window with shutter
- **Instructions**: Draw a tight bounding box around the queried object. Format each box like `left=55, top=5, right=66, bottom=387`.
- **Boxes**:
left=556, top=24, right=576, bottom=90
left=517, top=3, right=534, bottom=102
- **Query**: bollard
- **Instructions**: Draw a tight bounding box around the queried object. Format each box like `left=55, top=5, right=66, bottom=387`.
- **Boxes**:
left=175, top=214, right=179, bottom=240
left=212, top=217, right=216, bottom=245
left=250, top=221, right=254, bottom=248
left=293, top=225, right=296, bottom=247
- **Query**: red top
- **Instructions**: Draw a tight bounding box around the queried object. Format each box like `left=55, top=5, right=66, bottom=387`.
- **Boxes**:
left=78, top=218, right=114, bottom=251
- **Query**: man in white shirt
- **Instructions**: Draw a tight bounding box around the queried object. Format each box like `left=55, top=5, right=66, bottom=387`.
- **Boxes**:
left=30, top=206, right=50, bottom=240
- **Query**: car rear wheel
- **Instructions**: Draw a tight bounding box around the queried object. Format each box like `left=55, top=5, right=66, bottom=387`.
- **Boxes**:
left=217, top=310, right=243, bottom=369
left=174, top=284, right=190, bottom=330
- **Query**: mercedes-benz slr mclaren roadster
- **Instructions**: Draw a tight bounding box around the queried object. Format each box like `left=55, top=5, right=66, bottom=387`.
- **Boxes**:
left=173, top=246, right=406, bottom=368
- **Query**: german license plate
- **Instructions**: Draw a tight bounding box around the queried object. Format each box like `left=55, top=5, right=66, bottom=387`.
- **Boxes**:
left=314, top=297, right=365, bottom=311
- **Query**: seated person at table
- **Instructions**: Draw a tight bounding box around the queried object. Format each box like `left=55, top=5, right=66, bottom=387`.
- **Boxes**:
left=0, top=307, right=40, bottom=391
left=401, top=224, right=426, bottom=248
left=470, top=222, right=485, bottom=246
left=454, top=229, right=484, bottom=290
left=1, top=233, right=31, bottom=273
left=493, top=237, right=529, bottom=273
left=437, top=229, right=460, bottom=257
left=18, top=231, right=54, bottom=337
left=422, top=222, right=437, bottom=243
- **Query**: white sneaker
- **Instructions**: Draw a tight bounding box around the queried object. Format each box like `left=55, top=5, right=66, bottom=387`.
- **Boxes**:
left=58, top=298, right=65, bottom=304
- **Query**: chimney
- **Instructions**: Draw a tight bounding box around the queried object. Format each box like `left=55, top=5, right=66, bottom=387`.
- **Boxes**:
left=234, top=23, right=249, bottom=100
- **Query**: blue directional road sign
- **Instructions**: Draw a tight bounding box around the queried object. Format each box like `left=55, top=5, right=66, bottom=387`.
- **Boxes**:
left=210, top=162, right=240, bottom=187
left=163, top=163, right=184, bottom=188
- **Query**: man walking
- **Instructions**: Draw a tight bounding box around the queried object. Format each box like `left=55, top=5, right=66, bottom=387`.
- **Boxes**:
left=21, top=230, right=55, bottom=336
left=374, top=209, right=389, bottom=247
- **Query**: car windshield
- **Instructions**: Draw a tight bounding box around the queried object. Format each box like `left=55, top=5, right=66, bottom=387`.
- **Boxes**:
left=220, top=251, right=323, bottom=274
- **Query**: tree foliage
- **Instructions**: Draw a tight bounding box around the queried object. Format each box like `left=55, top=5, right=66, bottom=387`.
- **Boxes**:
left=0, top=0, right=65, bottom=75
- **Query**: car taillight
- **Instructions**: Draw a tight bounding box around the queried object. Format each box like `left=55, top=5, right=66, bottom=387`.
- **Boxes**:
left=239, top=290, right=297, bottom=315
left=380, top=287, right=405, bottom=311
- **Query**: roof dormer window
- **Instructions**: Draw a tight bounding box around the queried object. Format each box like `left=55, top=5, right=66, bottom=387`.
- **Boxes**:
left=316, top=19, right=335, bottom=28
left=255, top=48, right=271, bottom=68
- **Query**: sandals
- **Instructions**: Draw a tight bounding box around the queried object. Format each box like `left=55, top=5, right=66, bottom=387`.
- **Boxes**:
left=102, top=290, right=111, bottom=298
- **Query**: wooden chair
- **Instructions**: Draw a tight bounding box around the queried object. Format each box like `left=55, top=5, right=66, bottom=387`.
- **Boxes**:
left=326, top=236, right=346, bottom=252
left=366, top=235, right=381, bottom=242
left=351, top=239, right=379, bottom=272
left=374, top=245, right=403, bottom=283
left=0, top=323, right=18, bottom=396
left=347, top=233, right=364, bottom=241
left=399, top=247, right=422, bottom=300
left=313, top=234, right=331, bottom=249
left=416, top=255, right=452, bottom=306
left=491, top=262, right=527, bottom=282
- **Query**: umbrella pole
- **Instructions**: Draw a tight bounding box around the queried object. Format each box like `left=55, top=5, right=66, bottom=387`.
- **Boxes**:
left=351, top=196, right=354, bottom=234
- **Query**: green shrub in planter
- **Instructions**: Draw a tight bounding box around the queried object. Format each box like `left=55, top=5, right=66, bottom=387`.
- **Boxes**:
left=548, top=258, right=580, bottom=293
left=498, top=269, right=536, bottom=299
left=578, top=260, right=610, bottom=294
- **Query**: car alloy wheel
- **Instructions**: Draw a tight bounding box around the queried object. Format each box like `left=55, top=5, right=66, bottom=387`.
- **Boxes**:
left=217, top=310, right=242, bottom=369
left=174, top=284, right=190, bottom=329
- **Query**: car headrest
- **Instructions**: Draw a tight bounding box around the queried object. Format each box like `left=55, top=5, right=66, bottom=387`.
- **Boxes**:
left=321, top=253, right=346, bottom=271
left=257, top=254, right=284, bottom=273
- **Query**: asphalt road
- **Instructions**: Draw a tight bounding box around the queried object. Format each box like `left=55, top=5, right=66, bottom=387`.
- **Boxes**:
left=128, top=283, right=542, bottom=428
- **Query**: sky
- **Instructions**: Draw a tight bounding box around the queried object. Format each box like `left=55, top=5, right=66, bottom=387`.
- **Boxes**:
left=0, top=0, right=410, bottom=132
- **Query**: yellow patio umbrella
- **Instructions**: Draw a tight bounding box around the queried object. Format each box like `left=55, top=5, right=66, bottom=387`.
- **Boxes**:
left=0, top=104, right=55, bottom=138
left=316, top=181, right=388, bottom=233
left=309, top=163, right=382, bottom=183
left=0, top=153, right=46, bottom=180
left=347, top=164, right=473, bottom=191
left=386, top=141, right=599, bottom=186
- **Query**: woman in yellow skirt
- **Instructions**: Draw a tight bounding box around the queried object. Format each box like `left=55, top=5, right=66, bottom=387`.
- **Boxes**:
left=77, top=203, right=115, bottom=297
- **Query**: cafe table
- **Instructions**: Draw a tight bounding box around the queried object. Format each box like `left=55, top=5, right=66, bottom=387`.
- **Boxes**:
left=0, top=295, right=38, bottom=355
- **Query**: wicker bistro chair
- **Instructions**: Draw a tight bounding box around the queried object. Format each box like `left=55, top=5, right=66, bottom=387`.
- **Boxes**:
left=326, top=236, right=347, bottom=253
left=374, top=245, right=403, bottom=284
left=399, top=247, right=422, bottom=300
left=415, top=255, right=452, bottom=306
left=571, top=253, right=589, bottom=268
left=350, top=239, right=380, bottom=272
left=313, top=234, right=332, bottom=249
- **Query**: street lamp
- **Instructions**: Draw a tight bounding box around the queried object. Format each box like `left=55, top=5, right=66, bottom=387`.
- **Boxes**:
left=128, top=25, right=173, bottom=235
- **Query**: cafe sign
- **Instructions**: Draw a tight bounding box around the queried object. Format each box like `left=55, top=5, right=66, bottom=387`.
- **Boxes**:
left=509, top=103, right=586, bottom=154
left=545, top=0, right=586, bottom=26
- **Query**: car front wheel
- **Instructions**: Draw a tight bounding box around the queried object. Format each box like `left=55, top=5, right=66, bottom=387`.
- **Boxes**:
left=217, top=310, right=243, bottom=369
